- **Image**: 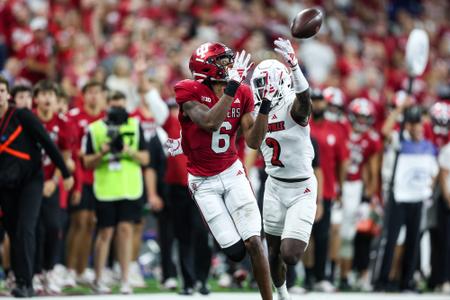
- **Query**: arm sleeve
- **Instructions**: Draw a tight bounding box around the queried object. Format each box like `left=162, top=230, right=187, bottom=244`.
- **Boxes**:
left=145, top=89, right=169, bottom=126
left=311, top=137, right=320, bottom=168
left=17, top=109, right=71, bottom=178
left=82, top=131, right=95, bottom=155
left=439, top=145, right=450, bottom=170
left=138, top=124, right=147, bottom=151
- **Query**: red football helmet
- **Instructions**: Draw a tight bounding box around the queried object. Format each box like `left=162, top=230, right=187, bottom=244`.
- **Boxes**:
left=189, top=42, right=234, bottom=81
left=323, top=87, right=345, bottom=108
left=348, top=97, right=375, bottom=131
left=429, top=101, right=449, bottom=127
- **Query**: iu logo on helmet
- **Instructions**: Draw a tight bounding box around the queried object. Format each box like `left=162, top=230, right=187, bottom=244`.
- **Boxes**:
left=196, top=43, right=210, bottom=59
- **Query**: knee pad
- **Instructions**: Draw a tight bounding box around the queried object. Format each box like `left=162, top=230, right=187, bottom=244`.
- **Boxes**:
left=223, top=239, right=246, bottom=262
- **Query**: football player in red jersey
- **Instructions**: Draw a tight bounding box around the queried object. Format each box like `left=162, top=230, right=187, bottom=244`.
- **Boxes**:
left=33, top=80, right=74, bottom=294
left=65, top=81, right=106, bottom=285
left=174, top=42, right=273, bottom=298
left=323, top=86, right=351, bottom=140
left=339, top=98, right=382, bottom=291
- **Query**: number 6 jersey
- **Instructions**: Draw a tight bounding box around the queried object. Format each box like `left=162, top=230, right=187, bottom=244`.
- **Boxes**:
left=174, top=79, right=254, bottom=177
left=260, top=93, right=314, bottom=179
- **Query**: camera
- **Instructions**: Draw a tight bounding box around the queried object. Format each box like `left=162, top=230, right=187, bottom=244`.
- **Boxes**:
left=106, top=107, right=129, bottom=154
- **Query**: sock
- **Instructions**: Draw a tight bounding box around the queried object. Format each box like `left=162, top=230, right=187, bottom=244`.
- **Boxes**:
left=276, top=281, right=290, bottom=298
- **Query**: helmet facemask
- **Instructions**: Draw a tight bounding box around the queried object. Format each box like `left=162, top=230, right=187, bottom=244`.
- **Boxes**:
left=251, top=60, right=292, bottom=111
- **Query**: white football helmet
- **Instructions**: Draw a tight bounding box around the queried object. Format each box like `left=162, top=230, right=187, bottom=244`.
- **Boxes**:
left=251, top=59, right=293, bottom=110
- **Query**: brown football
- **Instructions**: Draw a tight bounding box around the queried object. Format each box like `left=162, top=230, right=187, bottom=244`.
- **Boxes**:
left=291, top=8, right=323, bottom=39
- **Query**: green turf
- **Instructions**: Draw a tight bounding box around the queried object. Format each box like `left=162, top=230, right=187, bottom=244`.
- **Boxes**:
left=62, top=278, right=259, bottom=295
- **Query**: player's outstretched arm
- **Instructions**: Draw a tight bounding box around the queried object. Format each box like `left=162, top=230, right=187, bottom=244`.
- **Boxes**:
left=182, top=51, right=254, bottom=132
left=274, top=38, right=311, bottom=126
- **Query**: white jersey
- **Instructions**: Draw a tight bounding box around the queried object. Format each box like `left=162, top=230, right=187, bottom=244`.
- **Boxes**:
left=260, top=93, right=314, bottom=179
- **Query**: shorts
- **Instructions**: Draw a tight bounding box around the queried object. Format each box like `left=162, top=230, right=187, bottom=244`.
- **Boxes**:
left=95, top=199, right=142, bottom=228
left=340, top=180, right=363, bottom=241
left=263, top=175, right=317, bottom=244
left=69, top=184, right=96, bottom=212
left=188, top=159, right=261, bottom=249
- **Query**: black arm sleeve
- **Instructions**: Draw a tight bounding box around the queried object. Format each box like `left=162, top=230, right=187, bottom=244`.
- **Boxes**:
left=83, top=131, right=95, bottom=155
left=17, top=108, right=71, bottom=179
left=138, top=125, right=147, bottom=151
left=311, top=137, right=320, bottom=168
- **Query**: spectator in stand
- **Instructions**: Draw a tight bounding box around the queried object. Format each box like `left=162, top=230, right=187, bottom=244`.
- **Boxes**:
left=17, top=17, right=55, bottom=84
left=66, top=81, right=106, bottom=286
left=82, top=91, right=149, bottom=294
left=306, top=89, right=348, bottom=292
left=164, top=99, right=212, bottom=295
left=0, top=76, right=73, bottom=298
left=377, top=106, right=439, bottom=292
left=0, top=58, right=22, bottom=87
left=11, top=85, right=32, bottom=109
left=32, top=80, right=74, bottom=295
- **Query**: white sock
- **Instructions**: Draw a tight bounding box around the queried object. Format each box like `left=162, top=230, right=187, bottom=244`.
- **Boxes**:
left=276, top=281, right=290, bottom=298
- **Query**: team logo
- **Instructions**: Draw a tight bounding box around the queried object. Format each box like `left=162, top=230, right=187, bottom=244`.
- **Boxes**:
left=234, top=98, right=240, bottom=104
left=201, top=96, right=212, bottom=103
left=327, top=134, right=336, bottom=145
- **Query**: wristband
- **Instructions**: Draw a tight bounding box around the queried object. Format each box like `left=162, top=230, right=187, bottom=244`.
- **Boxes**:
left=224, top=80, right=240, bottom=97
left=291, top=65, right=309, bottom=93
left=259, top=99, right=271, bottom=115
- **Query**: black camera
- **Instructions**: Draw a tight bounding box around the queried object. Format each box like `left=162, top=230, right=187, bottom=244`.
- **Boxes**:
left=106, top=107, right=129, bottom=154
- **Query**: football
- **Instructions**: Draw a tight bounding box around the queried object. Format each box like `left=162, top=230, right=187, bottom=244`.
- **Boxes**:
left=290, top=8, right=323, bottom=39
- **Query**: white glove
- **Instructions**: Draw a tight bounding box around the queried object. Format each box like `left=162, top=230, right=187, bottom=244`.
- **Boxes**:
left=166, top=138, right=183, bottom=157
left=274, top=38, right=298, bottom=68
left=227, top=50, right=254, bottom=83
left=261, top=69, right=280, bottom=102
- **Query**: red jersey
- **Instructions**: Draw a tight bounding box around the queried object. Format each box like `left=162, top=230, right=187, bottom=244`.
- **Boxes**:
left=68, top=107, right=105, bottom=187
left=174, top=80, right=254, bottom=176
left=130, top=109, right=157, bottom=142
left=424, top=120, right=449, bottom=150
left=310, top=119, right=349, bottom=199
left=163, top=114, right=188, bottom=186
left=36, top=112, right=72, bottom=181
left=18, top=37, right=54, bottom=84
left=346, top=130, right=382, bottom=181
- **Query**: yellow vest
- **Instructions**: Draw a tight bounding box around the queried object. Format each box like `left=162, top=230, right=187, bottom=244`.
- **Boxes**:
left=89, top=117, right=143, bottom=201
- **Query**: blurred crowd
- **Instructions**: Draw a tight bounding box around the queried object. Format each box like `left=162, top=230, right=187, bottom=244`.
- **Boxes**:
left=0, top=0, right=449, bottom=297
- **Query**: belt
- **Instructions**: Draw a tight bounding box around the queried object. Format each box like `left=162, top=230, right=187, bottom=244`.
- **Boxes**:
left=270, top=175, right=309, bottom=183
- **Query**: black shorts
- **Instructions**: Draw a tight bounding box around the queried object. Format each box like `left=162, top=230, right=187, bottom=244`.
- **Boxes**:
left=95, top=199, right=142, bottom=228
left=70, top=184, right=96, bottom=212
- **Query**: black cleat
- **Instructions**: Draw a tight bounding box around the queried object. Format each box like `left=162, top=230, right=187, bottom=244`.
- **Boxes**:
left=12, top=285, right=34, bottom=298
left=198, top=284, right=210, bottom=295
left=178, top=287, right=194, bottom=295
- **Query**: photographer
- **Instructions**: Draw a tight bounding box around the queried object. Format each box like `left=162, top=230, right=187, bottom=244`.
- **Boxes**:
left=82, top=91, right=149, bottom=294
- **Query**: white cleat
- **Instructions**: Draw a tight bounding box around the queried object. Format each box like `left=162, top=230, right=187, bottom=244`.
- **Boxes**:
left=314, top=280, right=336, bottom=293
left=120, top=281, right=133, bottom=294
left=288, top=286, right=306, bottom=294
left=163, top=277, right=178, bottom=290
left=91, top=281, right=111, bottom=294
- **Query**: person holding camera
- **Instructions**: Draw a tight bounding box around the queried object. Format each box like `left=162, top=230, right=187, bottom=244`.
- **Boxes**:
left=82, top=91, right=149, bottom=294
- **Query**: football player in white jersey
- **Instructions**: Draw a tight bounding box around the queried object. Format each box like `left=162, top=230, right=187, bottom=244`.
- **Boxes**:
left=250, top=38, right=317, bottom=300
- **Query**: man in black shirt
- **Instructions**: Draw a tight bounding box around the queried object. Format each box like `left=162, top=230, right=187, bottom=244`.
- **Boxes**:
left=0, top=76, right=73, bottom=297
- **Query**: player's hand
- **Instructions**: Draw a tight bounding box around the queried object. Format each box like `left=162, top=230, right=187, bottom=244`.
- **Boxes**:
left=70, top=190, right=82, bottom=206
left=261, top=68, right=280, bottom=102
left=274, top=38, right=298, bottom=68
left=63, top=176, right=75, bottom=191
left=166, top=138, right=183, bottom=157
left=43, top=180, right=57, bottom=197
left=148, top=194, right=164, bottom=212
left=227, top=50, right=254, bottom=83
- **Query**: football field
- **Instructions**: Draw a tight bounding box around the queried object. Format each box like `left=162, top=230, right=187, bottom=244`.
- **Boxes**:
left=2, top=293, right=448, bottom=300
